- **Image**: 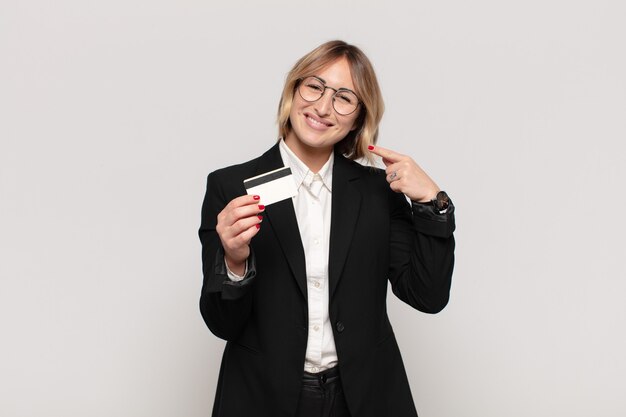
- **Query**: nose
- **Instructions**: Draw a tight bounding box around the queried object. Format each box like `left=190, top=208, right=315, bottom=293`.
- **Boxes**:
left=313, top=88, right=333, bottom=117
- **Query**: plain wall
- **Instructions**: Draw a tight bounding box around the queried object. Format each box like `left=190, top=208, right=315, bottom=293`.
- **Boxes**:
left=1, top=1, right=625, bottom=416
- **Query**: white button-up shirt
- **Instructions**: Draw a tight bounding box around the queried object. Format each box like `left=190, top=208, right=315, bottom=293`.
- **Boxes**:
left=278, top=140, right=337, bottom=373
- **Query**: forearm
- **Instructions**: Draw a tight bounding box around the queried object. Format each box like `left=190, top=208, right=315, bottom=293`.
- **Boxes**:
left=199, top=236, right=257, bottom=340
left=198, top=171, right=257, bottom=341
left=388, top=193, right=456, bottom=314
left=403, top=230, right=455, bottom=313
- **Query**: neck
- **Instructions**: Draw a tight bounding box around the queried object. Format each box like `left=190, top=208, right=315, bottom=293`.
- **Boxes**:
left=283, top=136, right=332, bottom=173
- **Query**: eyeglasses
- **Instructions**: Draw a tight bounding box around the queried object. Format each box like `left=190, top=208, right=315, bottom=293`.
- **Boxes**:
left=297, top=76, right=361, bottom=116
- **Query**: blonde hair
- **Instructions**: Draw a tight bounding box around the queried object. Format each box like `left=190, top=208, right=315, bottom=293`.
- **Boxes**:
left=277, top=40, right=384, bottom=163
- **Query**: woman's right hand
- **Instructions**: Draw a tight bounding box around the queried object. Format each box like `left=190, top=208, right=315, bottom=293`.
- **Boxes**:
left=216, top=195, right=264, bottom=276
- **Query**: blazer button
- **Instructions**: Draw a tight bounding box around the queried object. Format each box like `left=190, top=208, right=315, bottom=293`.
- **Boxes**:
left=336, top=321, right=345, bottom=333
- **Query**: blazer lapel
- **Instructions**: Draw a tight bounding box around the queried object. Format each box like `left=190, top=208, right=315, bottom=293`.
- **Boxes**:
left=256, top=143, right=308, bottom=300
left=328, top=151, right=363, bottom=299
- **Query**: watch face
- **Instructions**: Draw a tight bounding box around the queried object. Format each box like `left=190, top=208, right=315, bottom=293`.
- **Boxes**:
left=436, top=191, right=450, bottom=210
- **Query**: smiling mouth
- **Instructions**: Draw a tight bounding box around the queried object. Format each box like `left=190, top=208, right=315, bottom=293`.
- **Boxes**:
left=305, top=113, right=333, bottom=128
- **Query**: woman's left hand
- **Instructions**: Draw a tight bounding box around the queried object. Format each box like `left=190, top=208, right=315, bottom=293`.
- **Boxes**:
left=368, top=145, right=440, bottom=203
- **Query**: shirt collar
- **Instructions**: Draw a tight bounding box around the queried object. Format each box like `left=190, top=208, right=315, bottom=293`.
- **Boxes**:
left=278, top=139, right=334, bottom=192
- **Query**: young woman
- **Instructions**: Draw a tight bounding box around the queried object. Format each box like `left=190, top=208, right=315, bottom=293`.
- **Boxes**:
left=199, top=40, right=455, bottom=417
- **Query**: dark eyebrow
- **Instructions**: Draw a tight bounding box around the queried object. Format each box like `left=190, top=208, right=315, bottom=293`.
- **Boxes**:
left=313, top=76, right=326, bottom=84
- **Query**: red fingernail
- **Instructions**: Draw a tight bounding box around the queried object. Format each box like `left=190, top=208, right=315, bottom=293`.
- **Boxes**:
left=253, top=195, right=260, bottom=200
left=368, top=145, right=375, bottom=150
left=258, top=215, right=263, bottom=221
left=255, top=224, right=260, bottom=229
left=258, top=205, right=265, bottom=210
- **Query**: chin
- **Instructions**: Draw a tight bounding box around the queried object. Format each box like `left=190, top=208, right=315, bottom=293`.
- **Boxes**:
left=294, top=128, right=344, bottom=149
left=298, top=136, right=338, bottom=153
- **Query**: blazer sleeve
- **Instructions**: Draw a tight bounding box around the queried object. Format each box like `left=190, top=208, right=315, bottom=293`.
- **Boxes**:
left=198, top=171, right=257, bottom=341
left=387, top=189, right=456, bottom=314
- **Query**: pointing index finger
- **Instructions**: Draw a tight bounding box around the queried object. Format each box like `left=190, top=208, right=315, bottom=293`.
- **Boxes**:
left=367, top=145, right=403, bottom=165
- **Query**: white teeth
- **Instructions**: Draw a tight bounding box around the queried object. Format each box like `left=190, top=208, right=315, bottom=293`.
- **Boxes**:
left=307, top=115, right=329, bottom=126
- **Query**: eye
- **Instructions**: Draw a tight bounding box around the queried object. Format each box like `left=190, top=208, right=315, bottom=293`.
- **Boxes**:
left=337, top=92, right=355, bottom=104
left=305, top=82, right=324, bottom=92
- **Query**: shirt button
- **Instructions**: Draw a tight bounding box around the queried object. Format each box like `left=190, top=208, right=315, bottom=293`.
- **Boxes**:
left=313, top=325, right=320, bottom=332
left=314, top=239, right=320, bottom=245
left=314, top=281, right=320, bottom=288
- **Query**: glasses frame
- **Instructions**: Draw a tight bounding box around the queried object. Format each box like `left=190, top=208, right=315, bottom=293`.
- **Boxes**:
left=297, top=76, right=361, bottom=116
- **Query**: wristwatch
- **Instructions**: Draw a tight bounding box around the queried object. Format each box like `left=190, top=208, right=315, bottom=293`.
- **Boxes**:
left=432, top=191, right=450, bottom=213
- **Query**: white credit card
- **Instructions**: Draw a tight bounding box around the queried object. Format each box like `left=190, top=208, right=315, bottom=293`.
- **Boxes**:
left=243, top=166, right=298, bottom=206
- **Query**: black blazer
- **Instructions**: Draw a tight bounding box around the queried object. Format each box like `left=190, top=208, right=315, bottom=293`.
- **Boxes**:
left=199, top=143, right=455, bottom=417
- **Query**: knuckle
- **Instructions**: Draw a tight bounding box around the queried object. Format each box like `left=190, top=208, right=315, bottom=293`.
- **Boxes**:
left=233, top=217, right=252, bottom=233
left=230, top=219, right=243, bottom=234
left=231, top=206, right=242, bottom=220
left=237, top=234, right=249, bottom=245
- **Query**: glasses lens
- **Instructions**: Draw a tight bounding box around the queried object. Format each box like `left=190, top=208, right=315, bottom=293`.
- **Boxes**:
left=297, top=77, right=360, bottom=115
left=333, top=90, right=359, bottom=115
left=299, top=77, right=325, bottom=102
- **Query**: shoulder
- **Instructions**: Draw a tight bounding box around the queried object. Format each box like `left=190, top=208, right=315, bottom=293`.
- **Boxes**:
left=338, top=154, right=387, bottom=184
left=207, top=142, right=282, bottom=181
left=209, top=156, right=261, bottom=181
left=339, top=156, right=409, bottom=209
left=204, top=149, right=271, bottom=199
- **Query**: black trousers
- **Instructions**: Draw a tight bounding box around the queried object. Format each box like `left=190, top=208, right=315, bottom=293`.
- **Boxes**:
left=294, top=367, right=351, bottom=417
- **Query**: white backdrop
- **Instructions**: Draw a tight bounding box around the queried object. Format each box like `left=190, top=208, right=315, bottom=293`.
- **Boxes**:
left=1, top=1, right=625, bottom=416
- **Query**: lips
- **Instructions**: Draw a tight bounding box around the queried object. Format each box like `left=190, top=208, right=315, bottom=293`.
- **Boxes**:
left=304, top=112, right=333, bottom=130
